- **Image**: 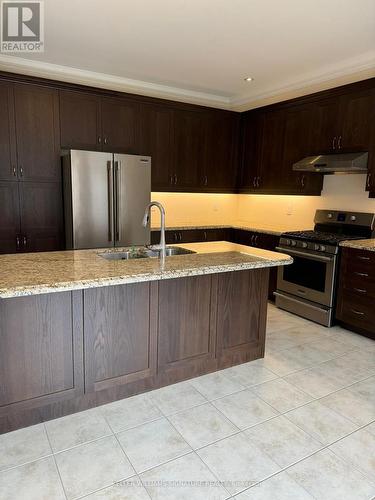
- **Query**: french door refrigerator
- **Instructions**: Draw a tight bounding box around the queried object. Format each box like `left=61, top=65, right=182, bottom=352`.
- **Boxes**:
left=63, top=150, right=151, bottom=249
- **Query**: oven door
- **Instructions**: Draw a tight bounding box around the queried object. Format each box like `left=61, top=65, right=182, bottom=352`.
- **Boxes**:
left=276, top=246, right=336, bottom=307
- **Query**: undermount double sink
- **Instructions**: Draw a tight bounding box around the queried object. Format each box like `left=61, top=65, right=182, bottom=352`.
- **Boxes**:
left=99, top=246, right=196, bottom=261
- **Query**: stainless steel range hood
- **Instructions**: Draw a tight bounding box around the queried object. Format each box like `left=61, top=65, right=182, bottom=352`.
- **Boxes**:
left=293, top=152, right=368, bottom=174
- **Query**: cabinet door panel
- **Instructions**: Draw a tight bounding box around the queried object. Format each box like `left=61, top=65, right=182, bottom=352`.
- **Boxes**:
left=60, top=91, right=102, bottom=150
left=173, top=109, right=205, bottom=189
left=0, top=292, right=81, bottom=408
left=339, top=89, right=375, bottom=151
left=258, top=109, right=286, bottom=191
left=101, top=97, right=139, bottom=153
left=204, top=111, right=238, bottom=190
left=310, top=97, right=339, bottom=153
left=0, top=181, right=20, bottom=254
left=282, top=104, right=323, bottom=194
left=0, top=83, right=17, bottom=181
left=14, top=84, right=61, bottom=182
left=140, top=104, right=173, bottom=190
left=239, top=111, right=260, bottom=190
left=158, top=275, right=214, bottom=372
left=84, top=283, right=156, bottom=392
left=20, top=182, right=63, bottom=252
left=216, top=269, right=268, bottom=359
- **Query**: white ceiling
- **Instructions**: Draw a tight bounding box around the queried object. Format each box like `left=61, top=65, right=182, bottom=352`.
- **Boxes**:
left=1, top=0, right=375, bottom=110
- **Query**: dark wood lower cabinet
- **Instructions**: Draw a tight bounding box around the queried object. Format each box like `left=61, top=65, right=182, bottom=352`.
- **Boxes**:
left=0, top=269, right=270, bottom=433
left=0, top=181, right=20, bottom=254
left=83, top=283, right=157, bottom=392
left=0, top=291, right=83, bottom=413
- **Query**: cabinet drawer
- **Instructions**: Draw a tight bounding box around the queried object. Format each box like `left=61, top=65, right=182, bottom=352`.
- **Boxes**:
left=341, top=271, right=375, bottom=300
left=341, top=247, right=375, bottom=268
left=337, top=291, right=375, bottom=333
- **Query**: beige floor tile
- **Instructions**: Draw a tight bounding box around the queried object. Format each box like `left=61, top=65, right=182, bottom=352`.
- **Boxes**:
left=286, top=400, right=358, bottom=445
left=258, top=350, right=307, bottom=376
left=82, top=479, right=150, bottom=499
left=212, top=389, right=278, bottom=430
left=233, top=470, right=314, bottom=499
left=330, top=427, right=375, bottom=482
left=245, top=415, right=322, bottom=468
left=288, top=449, right=375, bottom=499
left=45, top=408, right=112, bottom=452
left=284, top=364, right=346, bottom=398
left=348, top=375, right=375, bottom=401
left=320, top=388, right=375, bottom=426
left=168, top=402, right=238, bottom=449
left=252, top=378, right=313, bottom=412
left=221, top=362, right=278, bottom=387
left=117, top=418, right=191, bottom=473
left=189, top=371, right=245, bottom=400
left=55, top=435, right=134, bottom=499
left=0, top=423, right=51, bottom=472
left=148, top=381, right=206, bottom=415
left=140, top=452, right=229, bottom=499
left=197, top=432, right=280, bottom=495
left=100, top=394, right=162, bottom=433
left=0, top=456, right=65, bottom=500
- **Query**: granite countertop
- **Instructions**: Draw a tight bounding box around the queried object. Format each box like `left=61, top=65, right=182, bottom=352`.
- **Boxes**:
left=0, top=242, right=292, bottom=299
left=340, top=239, right=375, bottom=252
left=150, top=224, right=305, bottom=237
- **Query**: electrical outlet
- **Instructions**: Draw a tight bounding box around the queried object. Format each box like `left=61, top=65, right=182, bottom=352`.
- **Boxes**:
left=286, top=203, right=294, bottom=216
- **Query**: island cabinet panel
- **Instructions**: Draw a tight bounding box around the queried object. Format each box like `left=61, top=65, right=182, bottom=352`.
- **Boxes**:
left=216, top=269, right=269, bottom=363
left=0, top=291, right=83, bottom=412
left=83, top=283, right=157, bottom=392
left=157, top=275, right=216, bottom=375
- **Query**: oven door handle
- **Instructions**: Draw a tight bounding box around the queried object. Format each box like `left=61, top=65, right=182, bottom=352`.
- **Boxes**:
left=275, top=247, right=334, bottom=263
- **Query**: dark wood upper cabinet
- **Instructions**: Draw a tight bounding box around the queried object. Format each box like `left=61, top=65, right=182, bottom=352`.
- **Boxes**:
left=239, top=111, right=260, bottom=191
left=14, top=84, right=61, bottom=182
left=172, top=109, right=206, bottom=189
left=60, top=90, right=102, bottom=150
left=282, top=104, right=323, bottom=194
left=19, top=182, right=64, bottom=252
left=0, top=181, right=20, bottom=254
left=101, top=97, right=140, bottom=153
left=310, top=97, right=340, bottom=154
left=140, top=103, right=173, bottom=189
left=203, top=111, right=239, bottom=191
left=83, top=283, right=157, bottom=392
left=339, top=89, right=375, bottom=152
left=0, top=83, right=17, bottom=181
left=257, top=108, right=286, bottom=191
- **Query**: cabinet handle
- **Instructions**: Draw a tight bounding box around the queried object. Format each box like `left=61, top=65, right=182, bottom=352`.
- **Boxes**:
left=169, top=175, right=174, bottom=185
left=16, top=236, right=20, bottom=251
left=178, top=232, right=182, bottom=242
left=351, top=309, right=365, bottom=316
left=337, top=136, right=342, bottom=149
left=23, top=236, right=27, bottom=247
left=357, top=255, right=370, bottom=261
left=174, top=232, right=178, bottom=242
left=366, top=173, right=372, bottom=189
left=204, top=175, right=208, bottom=186
left=104, top=137, right=108, bottom=145
left=354, top=272, right=369, bottom=277
left=19, top=166, right=23, bottom=177
left=332, top=136, right=337, bottom=150
left=353, top=288, right=367, bottom=294
left=255, top=235, right=259, bottom=246
left=204, top=231, right=207, bottom=241
left=253, top=177, right=257, bottom=188
left=257, top=176, right=261, bottom=187
left=250, top=235, right=255, bottom=245
left=12, top=166, right=17, bottom=176
left=174, top=174, right=178, bottom=185
left=98, top=136, right=102, bottom=144
left=301, top=175, right=305, bottom=188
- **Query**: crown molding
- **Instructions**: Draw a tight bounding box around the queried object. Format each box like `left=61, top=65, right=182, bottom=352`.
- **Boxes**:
left=0, top=54, right=232, bottom=109
left=231, top=52, right=375, bottom=111
left=0, top=52, right=374, bottom=112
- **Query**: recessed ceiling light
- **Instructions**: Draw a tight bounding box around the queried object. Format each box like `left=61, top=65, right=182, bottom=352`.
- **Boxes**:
left=244, top=77, right=254, bottom=82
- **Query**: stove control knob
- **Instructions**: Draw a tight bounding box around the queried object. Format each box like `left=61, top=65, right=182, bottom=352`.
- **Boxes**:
left=314, top=244, right=320, bottom=251
left=320, top=245, right=326, bottom=252
left=285, top=239, right=291, bottom=246
left=301, top=242, right=308, bottom=249
left=327, top=213, right=333, bottom=219
left=350, top=215, right=356, bottom=222
left=291, top=240, right=297, bottom=247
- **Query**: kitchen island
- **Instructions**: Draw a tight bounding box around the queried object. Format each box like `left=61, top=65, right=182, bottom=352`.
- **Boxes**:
left=0, top=242, right=291, bottom=433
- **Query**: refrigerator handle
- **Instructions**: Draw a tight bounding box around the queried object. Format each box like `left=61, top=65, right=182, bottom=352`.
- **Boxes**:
left=114, top=161, right=121, bottom=242
left=107, top=161, right=114, bottom=242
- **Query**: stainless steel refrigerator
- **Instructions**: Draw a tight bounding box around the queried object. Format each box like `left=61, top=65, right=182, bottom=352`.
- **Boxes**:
left=62, top=150, right=151, bottom=249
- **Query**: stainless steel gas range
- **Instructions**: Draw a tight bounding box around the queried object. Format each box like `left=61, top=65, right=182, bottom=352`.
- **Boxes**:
left=275, top=210, right=375, bottom=327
